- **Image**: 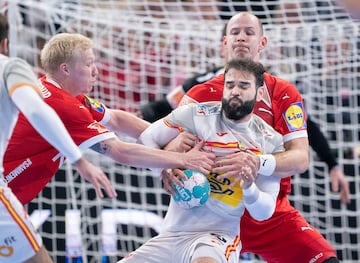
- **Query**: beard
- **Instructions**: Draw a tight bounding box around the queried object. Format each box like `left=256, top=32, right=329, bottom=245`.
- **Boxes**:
left=221, top=96, right=256, bottom=121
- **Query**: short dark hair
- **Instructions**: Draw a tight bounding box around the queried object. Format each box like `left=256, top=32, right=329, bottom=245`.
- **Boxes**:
left=224, top=58, right=265, bottom=88
left=0, top=13, right=9, bottom=42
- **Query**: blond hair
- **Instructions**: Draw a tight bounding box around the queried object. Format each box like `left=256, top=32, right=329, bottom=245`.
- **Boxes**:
left=40, top=33, right=92, bottom=74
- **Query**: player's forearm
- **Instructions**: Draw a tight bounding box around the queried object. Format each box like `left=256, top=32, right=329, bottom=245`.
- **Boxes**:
left=98, top=139, right=188, bottom=169
left=272, top=137, right=309, bottom=178
left=93, top=138, right=213, bottom=174
left=117, top=144, right=186, bottom=168
left=166, top=85, right=185, bottom=109
left=106, top=109, right=150, bottom=138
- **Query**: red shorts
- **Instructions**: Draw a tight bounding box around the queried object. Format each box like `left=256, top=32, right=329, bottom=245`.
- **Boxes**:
left=240, top=196, right=337, bottom=263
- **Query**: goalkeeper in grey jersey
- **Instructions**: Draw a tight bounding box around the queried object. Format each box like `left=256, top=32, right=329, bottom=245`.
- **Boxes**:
left=119, top=58, right=284, bottom=263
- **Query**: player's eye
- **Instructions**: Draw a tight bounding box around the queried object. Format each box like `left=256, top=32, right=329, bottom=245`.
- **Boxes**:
left=225, top=81, right=236, bottom=89
left=226, top=81, right=251, bottom=90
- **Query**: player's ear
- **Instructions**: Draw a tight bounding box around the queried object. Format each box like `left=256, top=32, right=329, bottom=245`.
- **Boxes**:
left=0, top=38, right=9, bottom=55
left=258, top=35, right=268, bottom=53
left=60, top=63, right=70, bottom=74
left=256, top=86, right=264, bottom=101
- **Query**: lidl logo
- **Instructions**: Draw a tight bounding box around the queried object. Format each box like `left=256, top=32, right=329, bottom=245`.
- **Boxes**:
left=283, top=102, right=306, bottom=131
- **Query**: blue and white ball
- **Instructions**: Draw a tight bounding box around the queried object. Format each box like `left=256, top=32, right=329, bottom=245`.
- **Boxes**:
left=172, top=169, right=210, bottom=209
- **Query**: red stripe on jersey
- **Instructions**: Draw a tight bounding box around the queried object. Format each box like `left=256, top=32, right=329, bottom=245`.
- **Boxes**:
left=163, top=118, right=183, bottom=132
left=224, top=235, right=241, bottom=260
left=205, top=141, right=239, bottom=149
left=248, top=148, right=261, bottom=155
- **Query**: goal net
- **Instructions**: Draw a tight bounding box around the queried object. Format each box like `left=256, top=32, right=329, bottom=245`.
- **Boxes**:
left=6, top=0, right=360, bottom=262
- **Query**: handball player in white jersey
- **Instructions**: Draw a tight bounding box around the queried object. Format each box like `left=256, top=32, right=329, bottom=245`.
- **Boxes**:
left=119, top=58, right=283, bottom=263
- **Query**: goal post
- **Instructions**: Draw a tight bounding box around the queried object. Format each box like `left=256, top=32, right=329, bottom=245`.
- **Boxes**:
left=6, top=1, right=360, bottom=262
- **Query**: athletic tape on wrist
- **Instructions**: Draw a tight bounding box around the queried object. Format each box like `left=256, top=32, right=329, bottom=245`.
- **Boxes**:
left=258, top=154, right=276, bottom=176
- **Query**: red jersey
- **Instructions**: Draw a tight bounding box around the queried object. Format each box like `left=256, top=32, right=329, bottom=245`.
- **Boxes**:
left=181, top=72, right=308, bottom=196
left=3, top=76, right=116, bottom=204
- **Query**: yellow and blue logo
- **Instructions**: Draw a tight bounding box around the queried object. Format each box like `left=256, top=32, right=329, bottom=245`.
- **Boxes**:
left=84, top=95, right=105, bottom=113
left=208, top=172, right=243, bottom=207
left=283, top=102, right=306, bottom=131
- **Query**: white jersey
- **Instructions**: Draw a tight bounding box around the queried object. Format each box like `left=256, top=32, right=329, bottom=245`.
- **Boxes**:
left=142, top=102, right=283, bottom=237
left=0, top=54, right=40, bottom=183
left=0, top=55, right=45, bottom=262
left=127, top=102, right=284, bottom=263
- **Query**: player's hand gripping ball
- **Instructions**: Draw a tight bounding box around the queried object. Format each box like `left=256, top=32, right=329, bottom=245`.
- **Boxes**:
left=172, top=169, right=210, bottom=209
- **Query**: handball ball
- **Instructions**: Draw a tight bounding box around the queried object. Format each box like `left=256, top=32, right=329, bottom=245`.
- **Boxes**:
left=172, top=169, right=210, bottom=209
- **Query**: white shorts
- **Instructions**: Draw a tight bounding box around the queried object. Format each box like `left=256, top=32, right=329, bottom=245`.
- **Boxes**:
left=118, top=231, right=241, bottom=263
left=0, top=186, right=43, bottom=263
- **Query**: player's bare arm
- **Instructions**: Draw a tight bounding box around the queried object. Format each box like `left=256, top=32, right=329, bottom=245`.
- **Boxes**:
left=272, top=137, right=309, bottom=178
left=105, top=109, right=150, bottom=138
left=91, top=138, right=215, bottom=174
left=90, top=139, right=113, bottom=154
left=213, top=137, right=309, bottom=182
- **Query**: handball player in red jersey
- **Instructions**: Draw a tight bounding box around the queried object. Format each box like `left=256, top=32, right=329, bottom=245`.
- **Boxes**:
left=179, top=12, right=339, bottom=263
